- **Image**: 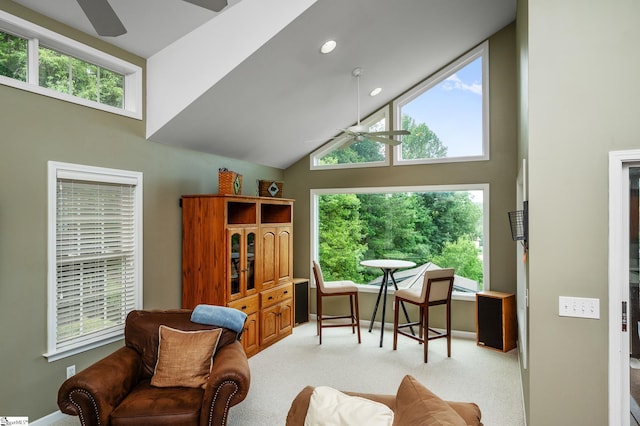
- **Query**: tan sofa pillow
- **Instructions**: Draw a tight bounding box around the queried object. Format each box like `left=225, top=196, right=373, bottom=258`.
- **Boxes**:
left=151, top=325, right=222, bottom=388
left=393, top=375, right=467, bottom=426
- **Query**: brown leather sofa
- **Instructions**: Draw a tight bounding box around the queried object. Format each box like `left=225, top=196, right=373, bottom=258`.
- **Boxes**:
left=58, top=309, right=250, bottom=426
left=286, top=375, right=482, bottom=426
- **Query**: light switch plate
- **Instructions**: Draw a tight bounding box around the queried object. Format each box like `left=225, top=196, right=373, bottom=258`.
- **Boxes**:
left=559, top=296, right=600, bottom=319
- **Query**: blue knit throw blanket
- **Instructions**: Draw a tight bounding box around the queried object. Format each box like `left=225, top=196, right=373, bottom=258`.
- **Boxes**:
left=190, top=304, right=247, bottom=334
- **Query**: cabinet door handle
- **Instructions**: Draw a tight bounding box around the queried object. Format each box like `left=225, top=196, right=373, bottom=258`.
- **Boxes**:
left=241, top=305, right=247, bottom=310
left=268, top=296, right=273, bottom=300
left=284, top=290, right=289, bottom=294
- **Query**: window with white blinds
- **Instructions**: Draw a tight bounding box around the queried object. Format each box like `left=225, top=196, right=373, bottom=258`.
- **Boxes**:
left=45, top=162, right=142, bottom=361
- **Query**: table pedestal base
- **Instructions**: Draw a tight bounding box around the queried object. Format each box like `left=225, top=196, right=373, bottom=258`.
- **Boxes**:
left=368, top=268, right=415, bottom=347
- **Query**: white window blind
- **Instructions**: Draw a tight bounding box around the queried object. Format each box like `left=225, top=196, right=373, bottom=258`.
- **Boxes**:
left=46, top=162, right=142, bottom=361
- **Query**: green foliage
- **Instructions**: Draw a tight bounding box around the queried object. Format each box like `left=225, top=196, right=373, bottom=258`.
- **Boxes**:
left=39, top=46, right=124, bottom=108
left=0, top=31, right=124, bottom=108
left=400, top=115, right=448, bottom=159
left=417, top=192, right=482, bottom=254
left=320, top=139, right=385, bottom=165
left=432, top=237, right=483, bottom=285
left=0, top=32, right=28, bottom=81
left=319, top=190, right=483, bottom=285
left=39, top=46, right=72, bottom=94
left=318, top=194, right=366, bottom=282
left=99, top=68, right=124, bottom=108
left=357, top=193, right=431, bottom=282
left=319, top=116, right=447, bottom=165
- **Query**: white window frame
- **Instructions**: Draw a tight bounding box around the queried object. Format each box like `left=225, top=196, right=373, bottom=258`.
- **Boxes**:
left=44, top=161, right=143, bottom=361
left=309, top=184, right=490, bottom=302
left=393, top=42, right=489, bottom=166
left=310, top=107, right=391, bottom=170
left=0, top=10, right=142, bottom=119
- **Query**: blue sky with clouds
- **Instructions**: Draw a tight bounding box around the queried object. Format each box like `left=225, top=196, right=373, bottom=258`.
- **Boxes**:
left=401, top=57, right=483, bottom=157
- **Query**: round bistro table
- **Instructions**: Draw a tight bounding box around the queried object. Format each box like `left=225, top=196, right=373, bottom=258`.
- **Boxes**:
left=360, top=259, right=416, bottom=347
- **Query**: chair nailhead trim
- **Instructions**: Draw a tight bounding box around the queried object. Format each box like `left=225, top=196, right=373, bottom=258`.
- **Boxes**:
left=208, top=380, right=239, bottom=426
left=69, top=388, right=101, bottom=426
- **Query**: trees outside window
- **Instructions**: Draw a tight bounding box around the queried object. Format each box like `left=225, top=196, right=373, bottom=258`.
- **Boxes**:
left=314, top=187, right=486, bottom=292
left=0, top=11, right=142, bottom=119
left=311, top=108, right=390, bottom=169
left=39, top=46, right=124, bottom=108
left=0, top=31, right=27, bottom=81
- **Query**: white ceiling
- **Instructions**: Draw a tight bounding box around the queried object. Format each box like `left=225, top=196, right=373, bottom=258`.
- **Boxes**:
left=11, top=0, right=516, bottom=169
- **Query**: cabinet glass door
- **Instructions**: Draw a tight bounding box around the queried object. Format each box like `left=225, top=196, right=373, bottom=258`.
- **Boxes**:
left=230, top=232, right=241, bottom=296
left=247, top=232, right=256, bottom=292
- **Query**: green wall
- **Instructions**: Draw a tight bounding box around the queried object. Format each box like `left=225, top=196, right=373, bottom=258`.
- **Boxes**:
left=521, top=0, right=640, bottom=424
left=284, top=24, right=518, bottom=333
left=0, top=1, right=283, bottom=419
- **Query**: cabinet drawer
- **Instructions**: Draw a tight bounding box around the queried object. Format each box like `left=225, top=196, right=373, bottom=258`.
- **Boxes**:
left=261, top=283, right=293, bottom=308
left=227, top=294, right=259, bottom=314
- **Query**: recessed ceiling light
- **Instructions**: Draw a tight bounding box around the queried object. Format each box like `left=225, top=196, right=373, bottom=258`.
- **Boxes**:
left=320, top=40, right=337, bottom=54
left=369, top=87, right=382, bottom=97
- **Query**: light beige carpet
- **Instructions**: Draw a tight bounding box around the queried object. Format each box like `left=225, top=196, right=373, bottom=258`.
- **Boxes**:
left=55, top=320, right=524, bottom=425
left=231, top=320, right=524, bottom=425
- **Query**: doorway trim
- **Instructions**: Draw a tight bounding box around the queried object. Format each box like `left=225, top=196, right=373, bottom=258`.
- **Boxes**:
left=609, top=150, right=640, bottom=425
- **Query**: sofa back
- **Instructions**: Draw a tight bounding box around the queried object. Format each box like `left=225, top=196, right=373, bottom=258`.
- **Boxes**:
left=125, top=309, right=239, bottom=379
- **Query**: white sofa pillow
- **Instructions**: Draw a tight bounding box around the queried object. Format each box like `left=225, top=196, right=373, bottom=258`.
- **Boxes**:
left=304, top=386, right=394, bottom=426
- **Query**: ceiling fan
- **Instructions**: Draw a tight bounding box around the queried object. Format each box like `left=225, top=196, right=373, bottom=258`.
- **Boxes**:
left=337, top=67, right=410, bottom=149
left=75, top=0, right=228, bottom=37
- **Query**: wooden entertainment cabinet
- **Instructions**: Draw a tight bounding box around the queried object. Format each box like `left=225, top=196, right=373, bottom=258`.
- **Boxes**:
left=181, top=194, right=294, bottom=357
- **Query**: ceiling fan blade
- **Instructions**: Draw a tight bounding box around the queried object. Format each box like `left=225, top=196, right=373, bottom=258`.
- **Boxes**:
left=366, top=135, right=403, bottom=146
left=76, top=0, right=126, bottom=37
left=367, top=130, right=411, bottom=136
left=183, top=0, right=228, bottom=12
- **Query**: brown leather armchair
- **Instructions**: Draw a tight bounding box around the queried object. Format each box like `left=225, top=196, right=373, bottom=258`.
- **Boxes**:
left=58, top=309, right=250, bottom=426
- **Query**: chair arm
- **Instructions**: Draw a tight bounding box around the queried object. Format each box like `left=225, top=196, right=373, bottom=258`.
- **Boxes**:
left=200, top=340, right=250, bottom=426
left=285, top=386, right=314, bottom=426
left=57, top=346, right=142, bottom=426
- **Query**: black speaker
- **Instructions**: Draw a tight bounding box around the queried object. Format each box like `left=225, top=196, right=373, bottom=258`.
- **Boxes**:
left=293, top=278, right=309, bottom=325
left=476, top=291, right=516, bottom=352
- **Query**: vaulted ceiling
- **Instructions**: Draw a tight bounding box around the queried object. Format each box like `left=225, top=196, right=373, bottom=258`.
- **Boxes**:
left=10, top=0, right=516, bottom=168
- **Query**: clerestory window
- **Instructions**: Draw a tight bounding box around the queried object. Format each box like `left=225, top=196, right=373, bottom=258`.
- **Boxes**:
left=393, top=42, right=489, bottom=165
left=0, top=11, right=142, bottom=119
left=310, top=107, right=390, bottom=169
left=310, top=42, right=489, bottom=170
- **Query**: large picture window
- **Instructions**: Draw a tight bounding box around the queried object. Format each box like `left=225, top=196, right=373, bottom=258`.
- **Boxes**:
left=393, top=42, right=489, bottom=165
left=311, top=185, right=489, bottom=299
left=45, top=162, right=143, bottom=361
